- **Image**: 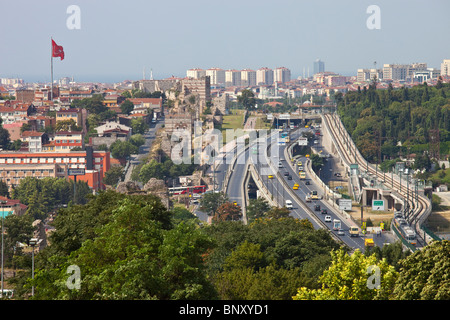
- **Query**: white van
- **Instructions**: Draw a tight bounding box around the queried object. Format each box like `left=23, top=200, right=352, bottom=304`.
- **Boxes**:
left=278, top=161, right=283, bottom=168
left=285, top=200, right=293, bottom=209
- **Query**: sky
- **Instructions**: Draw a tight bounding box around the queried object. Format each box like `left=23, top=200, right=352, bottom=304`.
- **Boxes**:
left=0, top=0, right=449, bottom=83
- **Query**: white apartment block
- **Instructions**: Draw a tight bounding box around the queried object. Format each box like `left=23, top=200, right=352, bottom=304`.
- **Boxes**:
left=382, top=63, right=427, bottom=81
left=441, top=59, right=450, bottom=77
left=186, top=68, right=206, bottom=79
left=225, top=70, right=241, bottom=87
left=206, top=68, right=225, bottom=86
left=240, top=69, right=257, bottom=87
left=256, top=67, right=274, bottom=85
left=274, top=67, right=291, bottom=83
left=357, top=68, right=383, bottom=82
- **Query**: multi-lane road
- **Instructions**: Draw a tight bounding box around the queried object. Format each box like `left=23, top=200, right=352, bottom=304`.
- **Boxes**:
left=193, top=123, right=397, bottom=251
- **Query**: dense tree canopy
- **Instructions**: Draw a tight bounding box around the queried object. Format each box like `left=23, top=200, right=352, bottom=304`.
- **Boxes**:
left=338, top=82, right=450, bottom=161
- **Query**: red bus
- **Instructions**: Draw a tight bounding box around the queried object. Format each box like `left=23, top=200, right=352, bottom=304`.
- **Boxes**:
left=168, top=185, right=207, bottom=195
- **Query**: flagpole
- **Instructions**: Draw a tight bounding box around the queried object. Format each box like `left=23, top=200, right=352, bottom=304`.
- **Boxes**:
left=51, top=37, right=53, bottom=101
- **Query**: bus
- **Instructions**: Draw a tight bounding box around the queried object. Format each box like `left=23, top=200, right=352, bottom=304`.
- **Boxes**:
left=168, top=185, right=207, bottom=195
left=281, top=132, right=288, bottom=138
left=299, top=171, right=306, bottom=180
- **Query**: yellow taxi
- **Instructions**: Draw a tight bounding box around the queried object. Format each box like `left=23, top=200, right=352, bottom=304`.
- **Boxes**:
left=293, top=183, right=299, bottom=190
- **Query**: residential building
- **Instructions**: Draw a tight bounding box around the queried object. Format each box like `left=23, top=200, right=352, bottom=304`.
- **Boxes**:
left=274, top=67, right=291, bottom=84
left=53, top=131, right=84, bottom=152
left=20, top=131, right=49, bottom=153
left=95, top=122, right=132, bottom=138
left=383, top=64, right=409, bottom=81
left=56, top=108, right=83, bottom=127
left=256, top=67, right=274, bottom=85
left=240, top=69, right=257, bottom=87
left=0, top=196, right=27, bottom=217
left=441, top=59, right=450, bottom=77
left=225, top=70, right=241, bottom=87
left=314, top=59, right=325, bottom=75
left=59, top=89, right=93, bottom=103
left=186, top=68, right=206, bottom=79
left=206, top=68, right=226, bottom=86
left=0, top=147, right=110, bottom=191
left=0, top=102, right=36, bottom=124
left=407, top=63, right=427, bottom=80
left=357, top=68, right=383, bottom=82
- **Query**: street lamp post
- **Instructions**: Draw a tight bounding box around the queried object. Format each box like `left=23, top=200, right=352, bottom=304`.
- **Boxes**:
left=29, top=237, right=39, bottom=297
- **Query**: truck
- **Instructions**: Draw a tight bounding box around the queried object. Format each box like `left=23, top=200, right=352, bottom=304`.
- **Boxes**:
left=333, top=219, right=341, bottom=231
left=365, top=236, right=375, bottom=247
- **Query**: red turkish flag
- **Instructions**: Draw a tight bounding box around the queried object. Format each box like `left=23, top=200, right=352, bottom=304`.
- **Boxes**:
left=52, top=39, right=64, bottom=60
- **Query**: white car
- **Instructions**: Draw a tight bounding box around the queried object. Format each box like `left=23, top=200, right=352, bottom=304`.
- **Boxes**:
left=324, top=215, right=332, bottom=222
left=337, top=229, right=345, bottom=236
left=285, top=200, right=293, bottom=209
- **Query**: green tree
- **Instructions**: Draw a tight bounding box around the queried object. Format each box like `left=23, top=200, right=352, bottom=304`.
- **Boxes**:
left=3, top=214, right=35, bottom=268
left=31, top=195, right=217, bottom=300
left=199, top=192, right=228, bottom=217
left=103, top=166, right=125, bottom=186
left=110, top=140, right=138, bottom=159
left=309, top=153, right=324, bottom=171
left=246, top=197, right=271, bottom=222
left=130, top=118, right=149, bottom=134
left=55, top=119, right=79, bottom=132
left=237, top=89, right=256, bottom=110
left=120, top=99, right=134, bottom=115
left=0, top=121, right=10, bottom=150
left=265, top=207, right=291, bottom=220
left=213, top=202, right=242, bottom=222
left=0, top=179, right=9, bottom=198
left=293, top=249, right=398, bottom=300
left=392, top=240, right=450, bottom=300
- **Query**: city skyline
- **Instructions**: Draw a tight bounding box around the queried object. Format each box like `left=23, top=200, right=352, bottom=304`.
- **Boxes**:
left=0, top=0, right=449, bottom=83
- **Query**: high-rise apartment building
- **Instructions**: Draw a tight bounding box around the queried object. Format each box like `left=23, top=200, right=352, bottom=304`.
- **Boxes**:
left=357, top=68, right=383, bottom=82
left=314, top=59, right=325, bottom=75
left=256, top=67, right=274, bottom=85
left=441, top=59, right=450, bottom=77
left=225, top=70, right=241, bottom=87
left=240, top=69, right=257, bottom=87
left=186, top=68, right=206, bottom=79
left=274, top=67, right=291, bottom=83
left=383, top=64, right=408, bottom=81
left=206, top=68, right=225, bottom=86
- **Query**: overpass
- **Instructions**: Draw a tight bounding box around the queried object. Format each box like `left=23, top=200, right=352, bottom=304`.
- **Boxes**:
left=321, top=112, right=435, bottom=250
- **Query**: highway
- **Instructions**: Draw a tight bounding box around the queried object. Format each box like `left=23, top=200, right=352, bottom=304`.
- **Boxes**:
left=261, top=127, right=367, bottom=251
left=322, top=113, right=431, bottom=249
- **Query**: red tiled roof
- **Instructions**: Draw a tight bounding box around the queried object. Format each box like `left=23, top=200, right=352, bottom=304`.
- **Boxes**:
left=21, top=130, right=44, bottom=137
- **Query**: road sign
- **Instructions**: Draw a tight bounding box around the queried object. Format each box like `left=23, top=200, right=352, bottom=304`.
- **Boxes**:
left=68, top=168, right=85, bottom=176
left=339, top=199, right=352, bottom=211
left=372, top=200, right=385, bottom=211
left=298, top=137, right=308, bottom=146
